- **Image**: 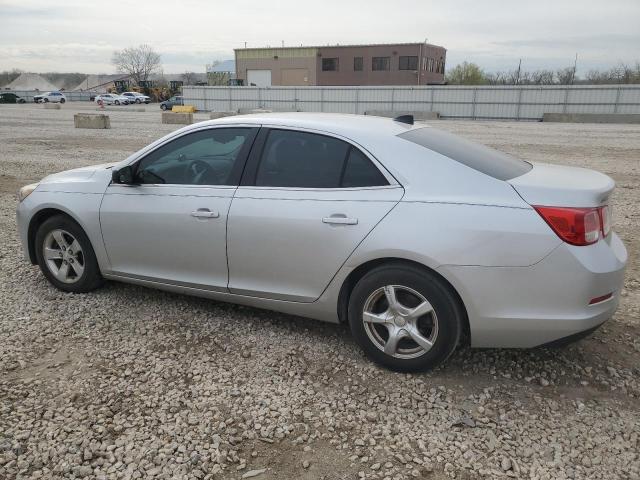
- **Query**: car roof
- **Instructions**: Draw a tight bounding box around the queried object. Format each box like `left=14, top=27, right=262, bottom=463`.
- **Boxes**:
left=198, top=112, right=419, bottom=143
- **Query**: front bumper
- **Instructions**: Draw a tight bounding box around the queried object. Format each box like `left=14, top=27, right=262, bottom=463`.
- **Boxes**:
left=438, top=233, right=627, bottom=348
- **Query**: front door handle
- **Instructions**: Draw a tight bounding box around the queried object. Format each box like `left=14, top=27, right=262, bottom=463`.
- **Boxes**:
left=191, top=208, right=219, bottom=218
left=322, top=215, right=358, bottom=225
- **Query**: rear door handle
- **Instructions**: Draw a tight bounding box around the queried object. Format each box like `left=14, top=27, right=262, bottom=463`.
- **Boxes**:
left=322, top=215, right=358, bottom=225
left=191, top=208, right=219, bottom=218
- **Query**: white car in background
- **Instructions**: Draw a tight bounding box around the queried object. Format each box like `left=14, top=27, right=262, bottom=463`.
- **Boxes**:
left=121, top=92, right=151, bottom=104
left=94, top=94, right=129, bottom=106
left=34, top=92, right=67, bottom=104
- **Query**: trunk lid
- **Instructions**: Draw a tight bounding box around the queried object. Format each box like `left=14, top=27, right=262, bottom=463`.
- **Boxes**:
left=508, top=162, right=614, bottom=207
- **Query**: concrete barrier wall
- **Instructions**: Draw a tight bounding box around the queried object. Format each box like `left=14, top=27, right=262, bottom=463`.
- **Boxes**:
left=365, top=110, right=440, bottom=120
left=74, top=113, right=110, bottom=129
left=183, top=84, right=640, bottom=121
left=543, top=113, right=640, bottom=124
left=162, top=112, right=193, bottom=125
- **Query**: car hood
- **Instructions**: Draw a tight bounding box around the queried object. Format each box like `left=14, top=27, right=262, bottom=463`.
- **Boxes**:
left=36, top=163, right=117, bottom=193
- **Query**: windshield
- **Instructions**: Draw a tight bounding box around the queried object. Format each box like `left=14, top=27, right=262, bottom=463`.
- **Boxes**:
left=397, top=127, right=532, bottom=181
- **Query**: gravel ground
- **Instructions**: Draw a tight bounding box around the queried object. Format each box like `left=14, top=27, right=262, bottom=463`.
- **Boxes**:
left=1, top=104, right=639, bottom=480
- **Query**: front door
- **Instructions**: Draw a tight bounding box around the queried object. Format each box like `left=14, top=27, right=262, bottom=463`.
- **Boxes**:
left=100, top=126, right=257, bottom=290
left=227, top=128, right=403, bottom=302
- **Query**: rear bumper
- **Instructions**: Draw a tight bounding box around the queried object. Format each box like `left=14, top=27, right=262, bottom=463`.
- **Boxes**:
left=438, top=233, right=627, bottom=348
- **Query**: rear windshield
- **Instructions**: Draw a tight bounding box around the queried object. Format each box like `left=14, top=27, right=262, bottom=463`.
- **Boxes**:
left=397, top=127, right=532, bottom=181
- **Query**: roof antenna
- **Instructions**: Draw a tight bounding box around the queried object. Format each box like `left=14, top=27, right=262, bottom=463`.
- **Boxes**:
left=394, top=114, right=414, bottom=125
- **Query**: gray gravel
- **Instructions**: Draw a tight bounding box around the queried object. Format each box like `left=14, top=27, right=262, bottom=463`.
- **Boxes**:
left=1, top=104, right=639, bottom=480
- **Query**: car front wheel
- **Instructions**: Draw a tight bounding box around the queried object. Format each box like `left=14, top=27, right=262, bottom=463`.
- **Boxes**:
left=43, top=98, right=49, bottom=103
left=348, top=263, right=463, bottom=372
left=115, top=100, right=120, bottom=105
left=135, top=98, right=141, bottom=104
left=35, top=215, right=103, bottom=293
left=160, top=104, right=167, bottom=110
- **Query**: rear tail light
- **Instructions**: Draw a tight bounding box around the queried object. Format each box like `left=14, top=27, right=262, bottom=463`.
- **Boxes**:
left=534, top=205, right=611, bottom=246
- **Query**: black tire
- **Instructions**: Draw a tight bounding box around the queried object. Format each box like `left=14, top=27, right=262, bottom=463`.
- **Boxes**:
left=60, top=98, right=66, bottom=104
left=135, top=98, right=141, bottom=104
left=35, top=215, right=103, bottom=293
left=348, top=263, right=463, bottom=372
left=115, top=100, right=120, bottom=105
left=43, top=98, right=49, bottom=103
left=160, top=104, right=167, bottom=111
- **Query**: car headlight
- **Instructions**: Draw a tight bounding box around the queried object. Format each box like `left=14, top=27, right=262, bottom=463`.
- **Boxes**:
left=17, top=183, right=39, bottom=202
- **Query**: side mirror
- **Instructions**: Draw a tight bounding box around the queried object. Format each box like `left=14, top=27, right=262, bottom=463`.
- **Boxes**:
left=112, top=165, right=134, bottom=184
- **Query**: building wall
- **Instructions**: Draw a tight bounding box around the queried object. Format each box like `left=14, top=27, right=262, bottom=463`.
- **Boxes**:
left=316, top=44, right=445, bottom=86
left=235, top=48, right=318, bottom=86
left=234, top=43, right=446, bottom=87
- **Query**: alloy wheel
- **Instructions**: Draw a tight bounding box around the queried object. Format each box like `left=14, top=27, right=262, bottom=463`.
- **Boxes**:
left=362, top=285, right=438, bottom=359
left=42, top=229, right=85, bottom=284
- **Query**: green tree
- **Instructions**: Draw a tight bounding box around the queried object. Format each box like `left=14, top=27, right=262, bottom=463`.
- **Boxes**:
left=445, top=62, right=486, bottom=85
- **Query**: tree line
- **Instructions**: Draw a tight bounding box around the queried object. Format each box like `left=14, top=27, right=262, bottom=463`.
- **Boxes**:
left=446, top=61, right=640, bottom=85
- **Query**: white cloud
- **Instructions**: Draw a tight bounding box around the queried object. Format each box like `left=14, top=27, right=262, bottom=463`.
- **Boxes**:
left=0, top=0, right=638, bottom=74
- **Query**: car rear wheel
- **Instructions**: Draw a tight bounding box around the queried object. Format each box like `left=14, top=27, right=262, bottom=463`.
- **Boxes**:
left=348, top=263, right=463, bottom=372
left=35, top=215, right=103, bottom=293
left=60, top=98, right=66, bottom=104
left=135, top=98, right=141, bottom=104
left=160, top=104, right=167, bottom=110
left=115, top=100, right=120, bottom=105
left=43, top=98, right=49, bottom=103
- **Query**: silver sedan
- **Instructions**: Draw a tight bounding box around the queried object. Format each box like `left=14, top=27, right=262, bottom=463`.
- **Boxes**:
left=16, top=113, right=627, bottom=371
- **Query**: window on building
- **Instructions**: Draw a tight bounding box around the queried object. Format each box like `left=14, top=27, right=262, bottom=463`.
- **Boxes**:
left=353, top=57, right=363, bottom=71
left=399, top=56, right=418, bottom=70
left=372, top=57, right=390, bottom=71
left=322, top=58, right=339, bottom=71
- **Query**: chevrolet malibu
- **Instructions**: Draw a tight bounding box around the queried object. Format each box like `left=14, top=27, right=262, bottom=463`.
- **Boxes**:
left=16, top=113, right=627, bottom=371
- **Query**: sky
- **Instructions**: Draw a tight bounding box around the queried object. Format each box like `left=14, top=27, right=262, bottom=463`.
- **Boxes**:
left=0, top=0, right=639, bottom=75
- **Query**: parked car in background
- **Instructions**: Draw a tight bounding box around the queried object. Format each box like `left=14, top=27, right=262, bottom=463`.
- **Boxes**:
left=0, top=92, right=26, bottom=104
left=122, top=92, right=150, bottom=104
left=160, top=95, right=183, bottom=110
left=34, top=92, right=66, bottom=104
left=95, top=94, right=129, bottom=106
left=15, top=113, right=627, bottom=372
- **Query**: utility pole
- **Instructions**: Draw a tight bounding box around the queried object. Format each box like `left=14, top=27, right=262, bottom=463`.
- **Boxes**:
left=515, top=59, right=522, bottom=85
left=572, top=53, right=578, bottom=84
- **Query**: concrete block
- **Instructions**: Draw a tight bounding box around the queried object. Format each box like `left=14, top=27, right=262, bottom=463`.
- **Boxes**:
left=43, top=103, right=61, bottom=110
left=162, top=112, right=193, bottom=125
left=543, top=113, right=640, bottom=124
left=237, top=108, right=273, bottom=115
left=97, top=106, right=146, bottom=112
left=210, top=111, right=237, bottom=119
left=364, top=110, right=440, bottom=120
left=172, top=105, right=197, bottom=113
left=74, top=113, right=110, bottom=129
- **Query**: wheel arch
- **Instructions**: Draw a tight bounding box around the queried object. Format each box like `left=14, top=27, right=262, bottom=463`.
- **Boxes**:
left=337, top=257, right=471, bottom=345
left=27, top=207, right=88, bottom=264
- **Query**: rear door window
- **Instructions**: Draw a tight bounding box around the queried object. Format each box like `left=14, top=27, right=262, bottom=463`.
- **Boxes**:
left=255, top=129, right=389, bottom=188
left=398, top=127, right=532, bottom=180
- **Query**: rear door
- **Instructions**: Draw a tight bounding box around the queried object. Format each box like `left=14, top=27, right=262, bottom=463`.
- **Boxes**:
left=227, top=127, right=403, bottom=302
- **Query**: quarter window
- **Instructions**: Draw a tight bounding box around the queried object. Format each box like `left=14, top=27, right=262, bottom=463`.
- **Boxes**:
left=255, top=129, right=389, bottom=188
left=322, top=58, right=339, bottom=71
left=341, top=148, right=389, bottom=188
left=372, top=57, right=390, bottom=71
left=136, top=128, right=253, bottom=185
left=399, top=56, right=418, bottom=70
